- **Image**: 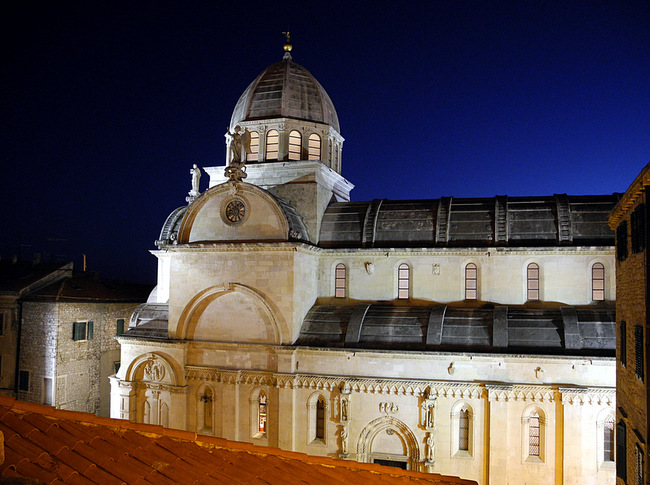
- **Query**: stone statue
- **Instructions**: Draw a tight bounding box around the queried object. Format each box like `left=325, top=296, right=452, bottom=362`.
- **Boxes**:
left=426, top=432, right=434, bottom=462
left=341, top=397, right=349, bottom=422
left=340, top=426, right=349, bottom=455
left=228, top=125, right=251, bottom=164
left=189, top=164, right=201, bottom=196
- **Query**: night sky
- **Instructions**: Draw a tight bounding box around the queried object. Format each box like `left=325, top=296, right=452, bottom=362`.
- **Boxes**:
left=2, top=1, right=649, bottom=284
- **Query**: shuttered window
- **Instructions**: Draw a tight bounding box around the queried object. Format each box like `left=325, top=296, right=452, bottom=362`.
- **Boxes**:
left=621, top=321, right=627, bottom=367
left=635, top=325, right=644, bottom=380
left=617, top=421, right=627, bottom=481
left=617, top=221, right=628, bottom=261
left=73, top=321, right=93, bottom=341
left=631, top=204, right=646, bottom=253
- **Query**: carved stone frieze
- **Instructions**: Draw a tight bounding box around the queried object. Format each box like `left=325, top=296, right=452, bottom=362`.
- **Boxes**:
left=559, top=387, right=615, bottom=406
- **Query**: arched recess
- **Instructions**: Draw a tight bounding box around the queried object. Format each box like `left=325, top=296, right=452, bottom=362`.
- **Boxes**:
left=125, top=352, right=183, bottom=386
left=357, top=416, right=420, bottom=470
left=174, top=283, right=284, bottom=344
left=124, top=352, right=184, bottom=427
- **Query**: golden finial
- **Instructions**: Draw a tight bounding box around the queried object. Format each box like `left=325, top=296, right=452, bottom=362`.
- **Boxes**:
left=282, top=31, right=292, bottom=53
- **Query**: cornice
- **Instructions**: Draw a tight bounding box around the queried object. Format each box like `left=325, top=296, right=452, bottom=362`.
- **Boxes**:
left=319, top=246, right=614, bottom=257
left=558, top=387, right=615, bottom=406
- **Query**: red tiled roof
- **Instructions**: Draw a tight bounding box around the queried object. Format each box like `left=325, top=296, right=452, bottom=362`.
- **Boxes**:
left=0, top=397, right=476, bottom=485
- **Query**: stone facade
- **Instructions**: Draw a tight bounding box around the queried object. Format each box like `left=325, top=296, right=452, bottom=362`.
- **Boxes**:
left=113, top=49, right=618, bottom=485
left=609, top=163, right=649, bottom=485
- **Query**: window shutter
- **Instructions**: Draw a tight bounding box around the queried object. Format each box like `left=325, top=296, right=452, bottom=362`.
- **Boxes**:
left=87, top=321, right=94, bottom=340
left=73, top=322, right=82, bottom=341
left=616, top=421, right=627, bottom=480
left=635, top=325, right=644, bottom=380
left=116, top=319, right=125, bottom=336
left=621, top=321, right=627, bottom=367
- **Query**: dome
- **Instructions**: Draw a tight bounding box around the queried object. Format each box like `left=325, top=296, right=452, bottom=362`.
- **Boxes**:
left=230, top=53, right=340, bottom=133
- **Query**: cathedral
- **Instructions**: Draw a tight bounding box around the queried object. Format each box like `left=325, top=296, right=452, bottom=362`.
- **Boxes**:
left=111, top=41, right=618, bottom=484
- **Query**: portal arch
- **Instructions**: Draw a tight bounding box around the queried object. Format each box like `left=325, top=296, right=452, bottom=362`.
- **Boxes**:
left=357, top=416, right=420, bottom=471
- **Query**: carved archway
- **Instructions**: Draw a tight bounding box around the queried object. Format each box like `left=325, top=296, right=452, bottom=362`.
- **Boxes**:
left=357, top=416, right=420, bottom=471
left=174, top=283, right=283, bottom=344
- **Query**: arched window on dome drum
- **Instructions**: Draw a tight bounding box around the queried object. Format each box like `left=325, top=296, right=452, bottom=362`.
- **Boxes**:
left=335, top=264, right=346, bottom=298
left=288, top=130, right=302, bottom=160
left=592, top=262, right=605, bottom=301
left=266, top=130, right=279, bottom=160
left=308, top=134, right=321, bottom=160
left=247, top=131, right=259, bottom=162
left=398, top=264, right=410, bottom=300
left=465, top=263, right=477, bottom=300
left=328, top=142, right=332, bottom=165
left=527, top=263, right=539, bottom=301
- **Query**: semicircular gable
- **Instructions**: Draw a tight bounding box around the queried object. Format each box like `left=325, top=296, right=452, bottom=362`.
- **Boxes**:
left=177, top=182, right=289, bottom=243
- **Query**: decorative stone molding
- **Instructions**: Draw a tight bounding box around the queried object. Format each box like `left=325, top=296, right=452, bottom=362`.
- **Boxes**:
left=379, top=402, right=399, bottom=415
left=487, top=385, right=555, bottom=403
left=558, top=387, right=615, bottom=406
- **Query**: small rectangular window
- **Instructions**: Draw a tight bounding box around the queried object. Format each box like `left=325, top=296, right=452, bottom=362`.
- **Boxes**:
left=631, top=204, right=646, bottom=254
left=621, top=321, right=627, bottom=367
left=73, top=321, right=93, bottom=341
left=635, top=325, right=644, bottom=381
left=116, top=318, right=125, bottom=336
left=18, top=370, right=29, bottom=391
left=114, top=362, right=121, bottom=374
left=617, top=221, right=628, bottom=261
left=43, top=377, right=53, bottom=406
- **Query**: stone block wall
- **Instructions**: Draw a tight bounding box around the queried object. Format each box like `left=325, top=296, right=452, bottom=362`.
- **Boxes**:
left=18, top=301, right=140, bottom=417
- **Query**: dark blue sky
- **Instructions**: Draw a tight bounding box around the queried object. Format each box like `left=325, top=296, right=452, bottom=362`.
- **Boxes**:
left=2, top=1, right=649, bottom=283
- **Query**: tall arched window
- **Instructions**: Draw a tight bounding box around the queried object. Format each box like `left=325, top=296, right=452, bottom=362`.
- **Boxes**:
left=451, top=402, right=473, bottom=456
left=523, top=407, right=545, bottom=462
left=529, top=411, right=541, bottom=456
left=335, top=263, right=346, bottom=298
left=592, top=262, right=605, bottom=301
left=308, top=133, right=321, bottom=160
left=459, top=408, right=470, bottom=451
left=398, top=264, right=410, bottom=300
left=246, top=131, right=259, bottom=162
left=316, top=397, right=325, bottom=440
left=527, top=263, right=540, bottom=301
left=266, top=130, right=279, bottom=160
left=603, top=414, right=615, bottom=462
left=258, top=393, right=267, bottom=434
left=465, top=263, right=477, bottom=300
left=288, top=130, right=302, bottom=160
left=328, top=141, right=332, bottom=165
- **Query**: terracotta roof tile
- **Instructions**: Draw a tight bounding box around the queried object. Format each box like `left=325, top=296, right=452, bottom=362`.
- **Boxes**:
left=0, top=397, right=476, bottom=485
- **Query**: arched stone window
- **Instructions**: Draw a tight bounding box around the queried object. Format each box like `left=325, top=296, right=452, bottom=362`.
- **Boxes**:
left=522, top=406, right=545, bottom=462
left=288, top=130, right=302, bottom=160
left=308, top=133, right=321, bottom=160
left=465, top=263, right=478, bottom=300
left=335, top=263, right=346, bottom=298
left=258, top=392, right=268, bottom=434
left=328, top=141, right=332, bottom=165
left=198, top=386, right=214, bottom=434
left=250, top=388, right=269, bottom=440
left=451, top=402, right=473, bottom=457
left=266, top=130, right=279, bottom=160
left=527, top=263, right=540, bottom=301
left=603, top=414, right=615, bottom=462
left=398, top=264, right=410, bottom=300
left=592, top=262, right=605, bottom=301
left=246, top=131, right=259, bottom=162
left=307, top=393, right=327, bottom=444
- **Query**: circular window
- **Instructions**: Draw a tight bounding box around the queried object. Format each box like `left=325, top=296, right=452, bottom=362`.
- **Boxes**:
left=221, top=197, right=249, bottom=225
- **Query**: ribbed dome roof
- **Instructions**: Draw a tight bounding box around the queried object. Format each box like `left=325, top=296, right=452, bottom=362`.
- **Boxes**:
left=230, top=53, right=340, bottom=133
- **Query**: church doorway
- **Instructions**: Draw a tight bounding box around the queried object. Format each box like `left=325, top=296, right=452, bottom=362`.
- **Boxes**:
left=357, top=416, right=420, bottom=471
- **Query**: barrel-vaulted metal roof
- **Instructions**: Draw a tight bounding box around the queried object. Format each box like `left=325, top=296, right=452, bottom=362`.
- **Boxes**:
left=319, top=194, right=620, bottom=248
left=295, top=304, right=615, bottom=356
left=230, top=53, right=340, bottom=133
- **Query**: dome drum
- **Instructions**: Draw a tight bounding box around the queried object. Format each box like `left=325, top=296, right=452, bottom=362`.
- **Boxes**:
left=225, top=119, right=343, bottom=172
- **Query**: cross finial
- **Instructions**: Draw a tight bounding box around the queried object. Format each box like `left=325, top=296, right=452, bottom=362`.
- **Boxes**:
left=282, top=31, right=292, bottom=58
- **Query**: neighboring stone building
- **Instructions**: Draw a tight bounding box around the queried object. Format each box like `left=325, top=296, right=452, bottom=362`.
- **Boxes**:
left=113, top=43, right=618, bottom=484
left=0, top=260, right=73, bottom=397
left=18, top=272, right=150, bottom=417
left=609, top=163, right=649, bottom=485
